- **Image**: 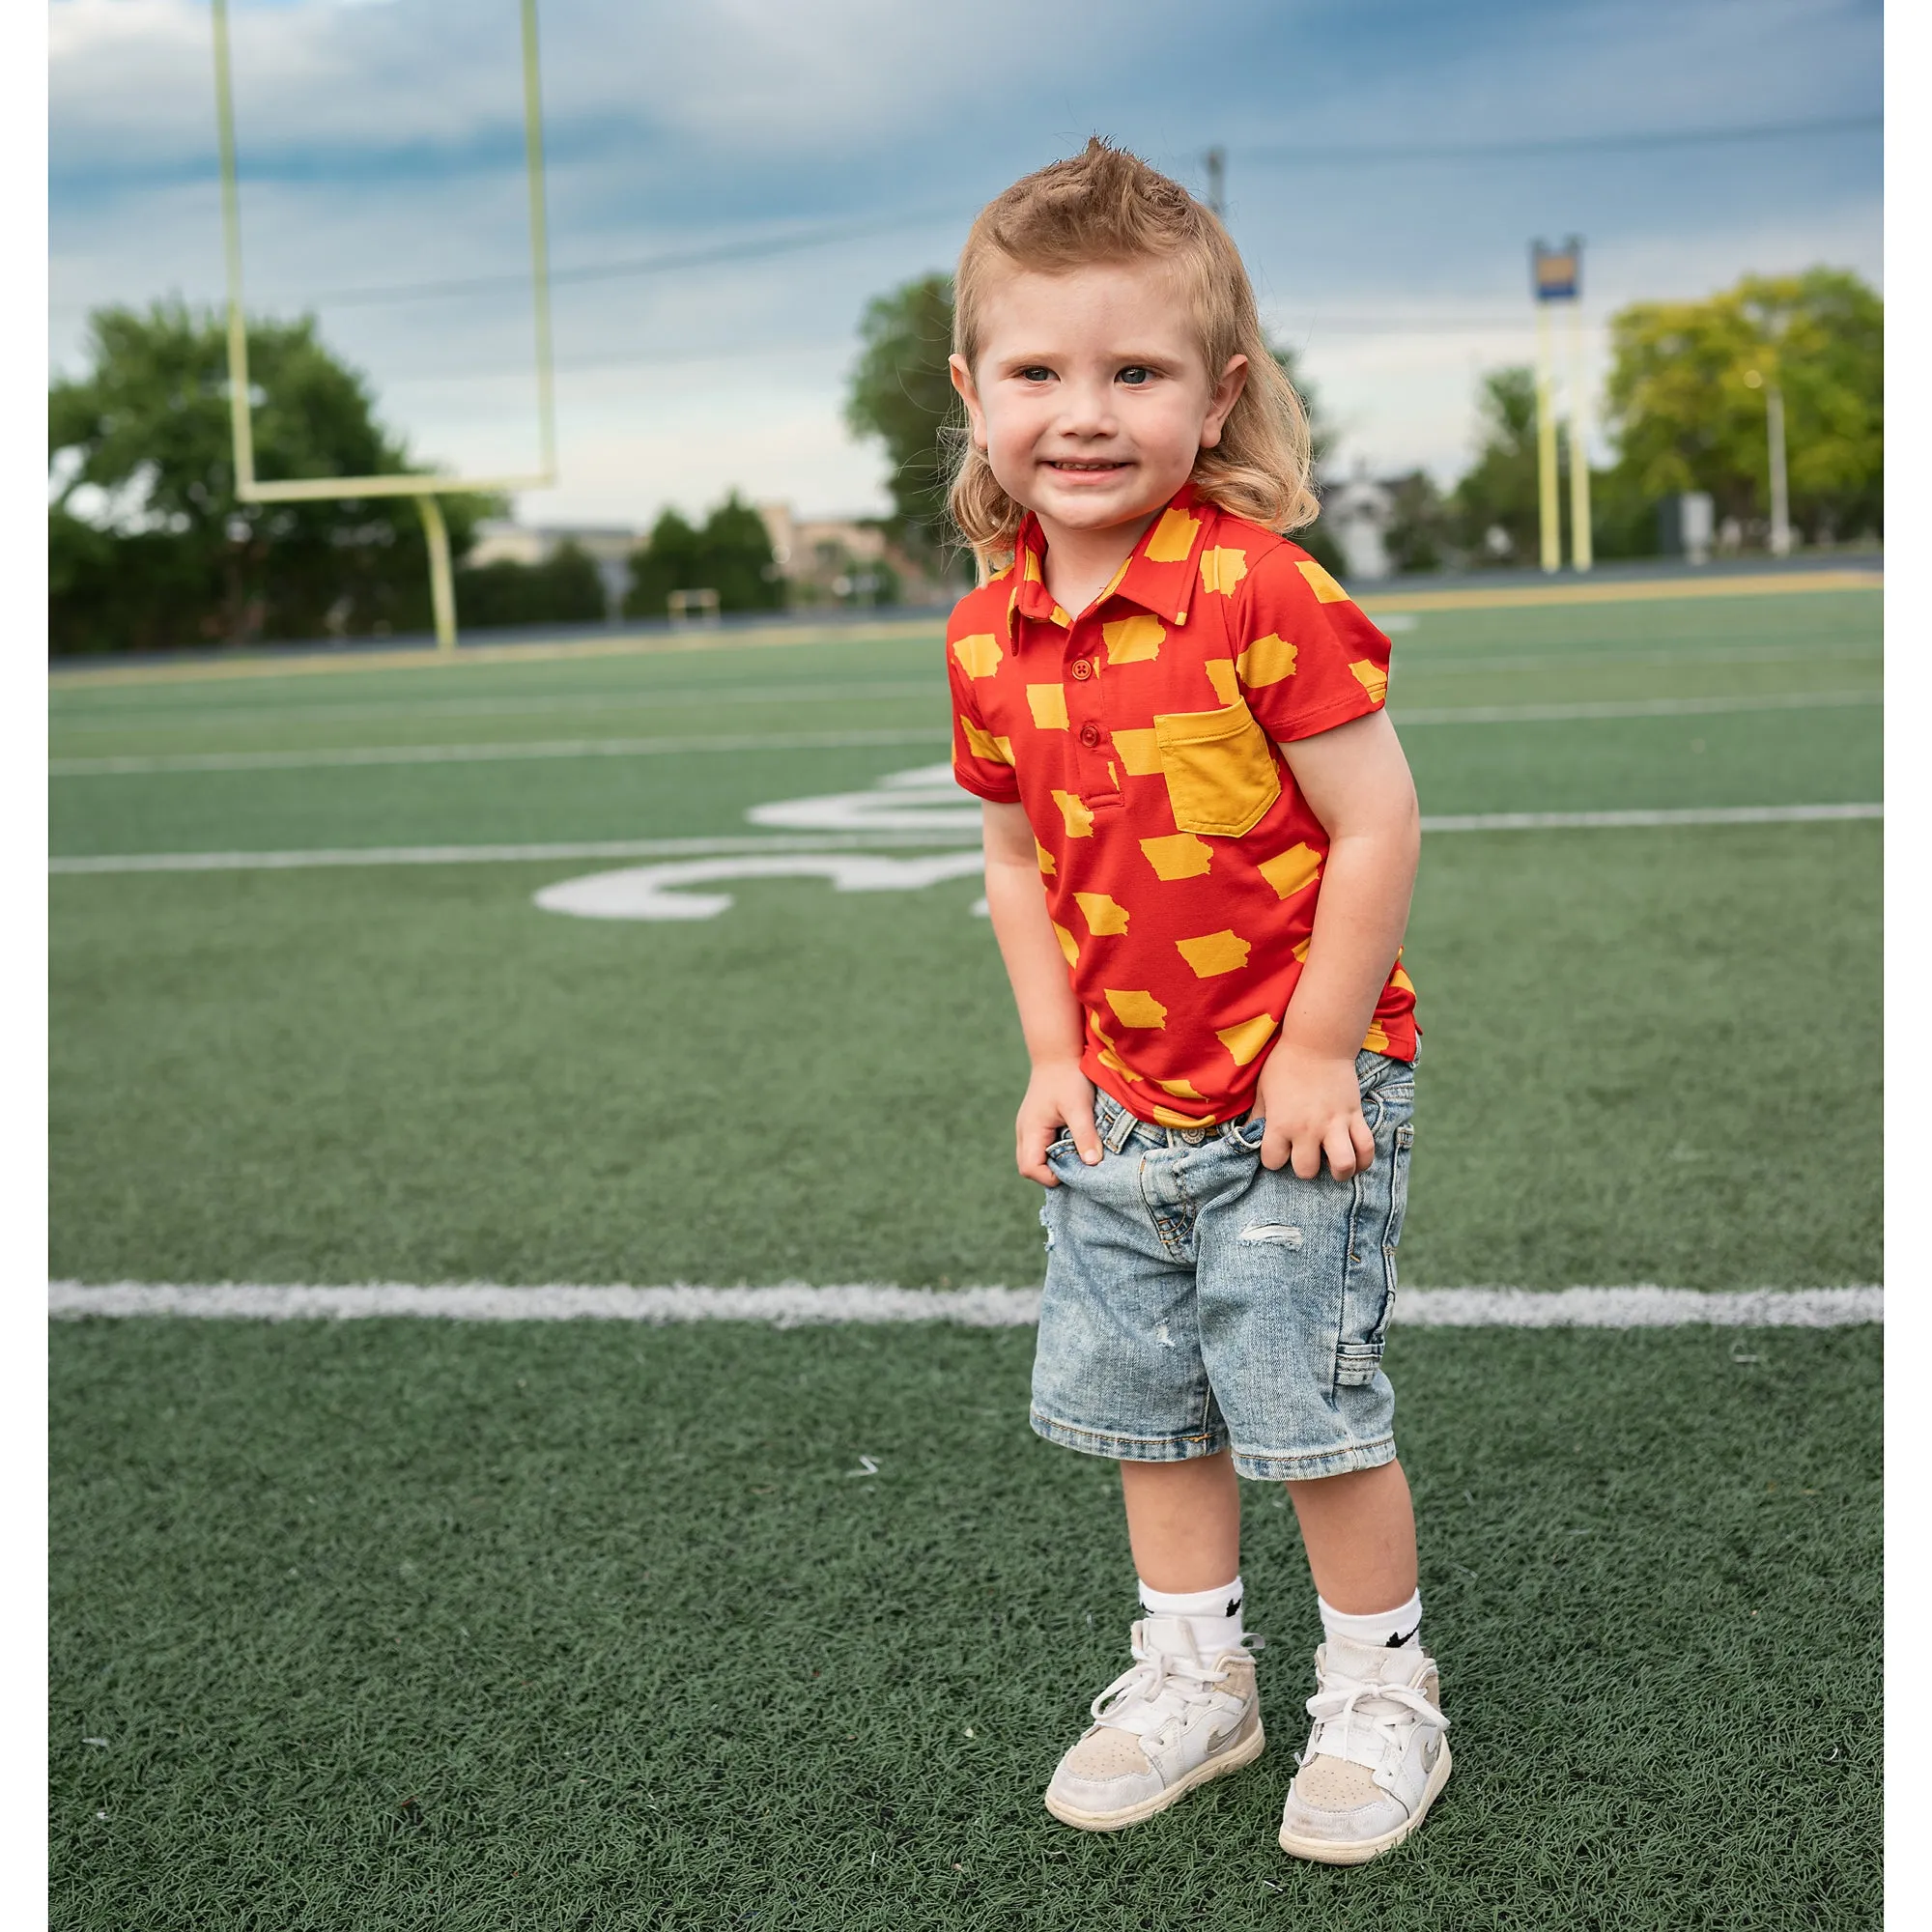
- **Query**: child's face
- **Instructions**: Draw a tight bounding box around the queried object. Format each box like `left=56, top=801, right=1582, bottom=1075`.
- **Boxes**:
left=951, top=259, right=1247, bottom=541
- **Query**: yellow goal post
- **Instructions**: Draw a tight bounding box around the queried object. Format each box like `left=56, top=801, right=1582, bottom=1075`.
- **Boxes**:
left=210, top=0, right=558, bottom=650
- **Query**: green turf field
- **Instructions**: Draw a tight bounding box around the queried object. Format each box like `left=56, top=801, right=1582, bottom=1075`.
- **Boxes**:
left=49, top=581, right=1883, bottom=1928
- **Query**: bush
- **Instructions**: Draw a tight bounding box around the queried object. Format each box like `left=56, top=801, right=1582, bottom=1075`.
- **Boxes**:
left=456, top=542, right=608, bottom=630
left=624, top=492, right=783, bottom=618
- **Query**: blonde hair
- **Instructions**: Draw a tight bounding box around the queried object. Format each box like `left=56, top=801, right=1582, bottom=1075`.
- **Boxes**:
left=947, top=137, right=1318, bottom=571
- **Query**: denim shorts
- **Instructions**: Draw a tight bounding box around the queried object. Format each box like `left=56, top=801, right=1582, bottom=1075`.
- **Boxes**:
left=1030, top=1049, right=1415, bottom=1483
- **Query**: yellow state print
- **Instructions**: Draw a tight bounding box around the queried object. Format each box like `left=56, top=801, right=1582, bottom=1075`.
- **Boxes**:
left=1204, top=659, right=1239, bottom=704
left=1051, top=921, right=1079, bottom=966
left=1051, top=789, right=1095, bottom=837
left=1050, top=605, right=1072, bottom=628
left=1256, top=842, right=1322, bottom=899
left=1198, top=547, right=1248, bottom=595
left=1175, top=929, right=1252, bottom=978
left=1098, top=558, right=1131, bottom=602
left=1350, top=660, right=1389, bottom=704
left=1035, top=839, right=1057, bottom=876
left=1362, top=1020, right=1393, bottom=1054
left=1390, top=962, right=1414, bottom=994
left=952, top=633, right=1003, bottom=678
left=1295, top=559, right=1351, bottom=604
left=1139, top=831, right=1214, bottom=880
left=1153, top=1074, right=1208, bottom=1100
left=1144, top=507, right=1202, bottom=562
left=1151, top=1103, right=1211, bottom=1128
left=1074, top=892, right=1131, bottom=936
left=1215, top=1012, right=1279, bottom=1066
left=1112, top=728, right=1163, bottom=775
left=1097, top=1043, right=1139, bottom=1079
left=1105, top=989, right=1170, bottom=1030
left=961, top=718, right=1014, bottom=764
left=1026, top=684, right=1070, bottom=729
left=1292, top=937, right=1312, bottom=963
left=1023, top=550, right=1043, bottom=582
left=1236, top=632, right=1297, bottom=686
left=1102, top=613, right=1166, bottom=664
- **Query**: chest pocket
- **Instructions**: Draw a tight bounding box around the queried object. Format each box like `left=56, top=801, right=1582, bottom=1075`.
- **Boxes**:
left=1153, top=697, right=1282, bottom=838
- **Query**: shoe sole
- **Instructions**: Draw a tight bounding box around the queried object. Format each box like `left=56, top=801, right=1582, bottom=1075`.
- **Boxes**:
left=1043, top=1719, right=1266, bottom=1833
left=1276, top=1741, right=1451, bottom=1865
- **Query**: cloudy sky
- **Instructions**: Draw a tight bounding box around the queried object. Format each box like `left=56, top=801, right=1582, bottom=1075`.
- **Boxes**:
left=49, top=0, right=1883, bottom=530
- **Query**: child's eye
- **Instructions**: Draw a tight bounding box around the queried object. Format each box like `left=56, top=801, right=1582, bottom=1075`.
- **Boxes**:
left=1117, top=366, right=1153, bottom=385
left=1017, top=365, right=1054, bottom=384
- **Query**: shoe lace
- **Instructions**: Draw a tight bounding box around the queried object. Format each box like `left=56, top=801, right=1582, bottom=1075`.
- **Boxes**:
left=1298, top=1665, right=1449, bottom=1769
left=1090, top=1627, right=1260, bottom=1736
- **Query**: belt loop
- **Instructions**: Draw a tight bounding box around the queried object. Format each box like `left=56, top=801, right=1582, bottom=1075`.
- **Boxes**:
left=1101, top=1098, right=1137, bottom=1153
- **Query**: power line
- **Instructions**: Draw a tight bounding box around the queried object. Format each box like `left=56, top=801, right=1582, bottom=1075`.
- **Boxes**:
left=1234, top=111, right=1879, bottom=166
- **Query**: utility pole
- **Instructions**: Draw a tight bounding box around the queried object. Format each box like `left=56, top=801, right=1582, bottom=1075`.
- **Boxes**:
left=1205, top=147, right=1226, bottom=219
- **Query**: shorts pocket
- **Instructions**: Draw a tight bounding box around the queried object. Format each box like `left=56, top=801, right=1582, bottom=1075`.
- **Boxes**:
left=1152, top=698, right=1281, bottom=838
left=1334, top=1340, right=1383, bottom=1387
left=1385, top=1120, right=1414, bottom=1250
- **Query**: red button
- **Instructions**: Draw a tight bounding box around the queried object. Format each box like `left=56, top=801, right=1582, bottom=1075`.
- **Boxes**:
left=1069, top=659, right=1093, bottom=681
left=1079, top=723, right=1102, bottom=748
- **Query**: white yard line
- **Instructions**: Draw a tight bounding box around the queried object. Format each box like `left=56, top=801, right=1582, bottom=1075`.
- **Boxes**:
left=1394, top=689, right=1879, bottom=725
left=48, top=803, right=1883, bottom=875
left=46, top=688, right=1881, bottom=777
left=46, top=1281, right=1881, bottom=1327
left=49, top=725, right=950, bottom=778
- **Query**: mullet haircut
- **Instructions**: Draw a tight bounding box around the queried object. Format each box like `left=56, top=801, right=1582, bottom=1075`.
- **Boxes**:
left=947, top=136, right=1318, bottom=571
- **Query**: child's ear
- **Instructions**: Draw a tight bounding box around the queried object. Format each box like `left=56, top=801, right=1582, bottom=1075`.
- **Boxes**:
left=950, top=354, right=989, bottom=452
left=1200, top=354, right=1249, bottom=451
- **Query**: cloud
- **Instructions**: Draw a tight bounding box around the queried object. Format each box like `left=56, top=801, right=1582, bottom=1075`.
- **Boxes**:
left=49, top=0, right=1882, bottom=523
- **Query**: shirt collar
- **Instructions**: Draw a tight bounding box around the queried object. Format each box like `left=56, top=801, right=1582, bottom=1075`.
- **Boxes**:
left=1004, top=481, right=1216, bottom=643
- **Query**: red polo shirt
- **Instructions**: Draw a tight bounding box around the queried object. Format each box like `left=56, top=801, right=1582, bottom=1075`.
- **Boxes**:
left=948, top=484, right=1417, bottom=1126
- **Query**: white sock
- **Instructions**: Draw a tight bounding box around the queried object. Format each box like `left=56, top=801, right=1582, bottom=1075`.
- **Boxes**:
left=1319, top=1589, right=1422, bottom=1653
left=1138, top=1576, right=1245, bottom=1661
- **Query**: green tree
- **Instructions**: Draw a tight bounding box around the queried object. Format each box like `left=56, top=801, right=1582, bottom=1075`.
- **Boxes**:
left=1603, top=269, right=1882, bottom=544
left=1448, top=366, right=1542, bottom=566
left=456, top=541, right=609, bottom=630
left=843, top=272, right=961, bottom=570
left=622, top=492, right=782, bottom=618
left=48, top=301, right=493, bottom=653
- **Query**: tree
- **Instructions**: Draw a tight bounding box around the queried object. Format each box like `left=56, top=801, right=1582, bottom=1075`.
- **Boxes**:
left=843, top=272, right=961, bottom=571
left=1603, top=269, right=1882, bottom=545
left=48, top=301, right=494, bottom=653
left=457, top=541, right=608, bottom=630
left=622, top=492, right=782, bottom=618
left=1447, top=366, right=1542, bottom=566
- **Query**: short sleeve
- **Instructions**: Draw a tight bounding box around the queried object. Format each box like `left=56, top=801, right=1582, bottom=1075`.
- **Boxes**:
left=946, top=628, right=1021, bottom=805
left=1231, top=546, right=1393, bottom=744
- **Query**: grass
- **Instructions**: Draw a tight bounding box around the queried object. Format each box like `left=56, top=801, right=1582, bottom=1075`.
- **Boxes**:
left=50, top=1317, right=1879, bottom=1931
left=47, top=583, right=1885, bottom=1928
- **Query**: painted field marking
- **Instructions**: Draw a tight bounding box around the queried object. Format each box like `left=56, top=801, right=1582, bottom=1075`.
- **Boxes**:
left=50, top=725, right=951, bottom=778
left=48, top=688, right=1881, bottom=778
left=46, top=1282, right=1882, bottom=1327
left=49, top=801, right=1884, bottom=877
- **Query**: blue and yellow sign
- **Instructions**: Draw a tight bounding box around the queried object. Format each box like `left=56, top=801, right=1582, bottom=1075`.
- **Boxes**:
left=1531, top=238, right=1582, bottom=302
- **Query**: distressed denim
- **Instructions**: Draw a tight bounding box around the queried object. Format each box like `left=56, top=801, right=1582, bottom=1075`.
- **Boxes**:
left=1031, top=1049, right=1415, bottom=1482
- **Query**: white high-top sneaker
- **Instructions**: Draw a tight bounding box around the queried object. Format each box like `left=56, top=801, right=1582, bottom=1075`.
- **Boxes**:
left=1044, top=1616, right=1265, bottom=1831
left=1276, top=1635, right=1451, bottom=1863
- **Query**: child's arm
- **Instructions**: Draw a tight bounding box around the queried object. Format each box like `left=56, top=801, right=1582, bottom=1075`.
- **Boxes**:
left=1260, top=709, right=1421, bottom=1180
left=980, top=801, right=1106, bottom=1185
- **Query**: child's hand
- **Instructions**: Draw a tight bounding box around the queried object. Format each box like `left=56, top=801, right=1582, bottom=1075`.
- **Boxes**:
left=1254, top=1044, right=1375, bottom=1180
left=1017, top=1061, right=1103, bottom=1186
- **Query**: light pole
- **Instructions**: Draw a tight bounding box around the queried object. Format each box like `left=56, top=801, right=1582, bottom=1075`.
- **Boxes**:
left=1742, top=367, right=1792, bottom=556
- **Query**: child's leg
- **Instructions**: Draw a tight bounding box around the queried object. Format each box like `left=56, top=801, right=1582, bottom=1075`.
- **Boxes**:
left=1283, top=1459, right=1417, bottom=1613
left=1119, top=1451, right=1240, bottom=1592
